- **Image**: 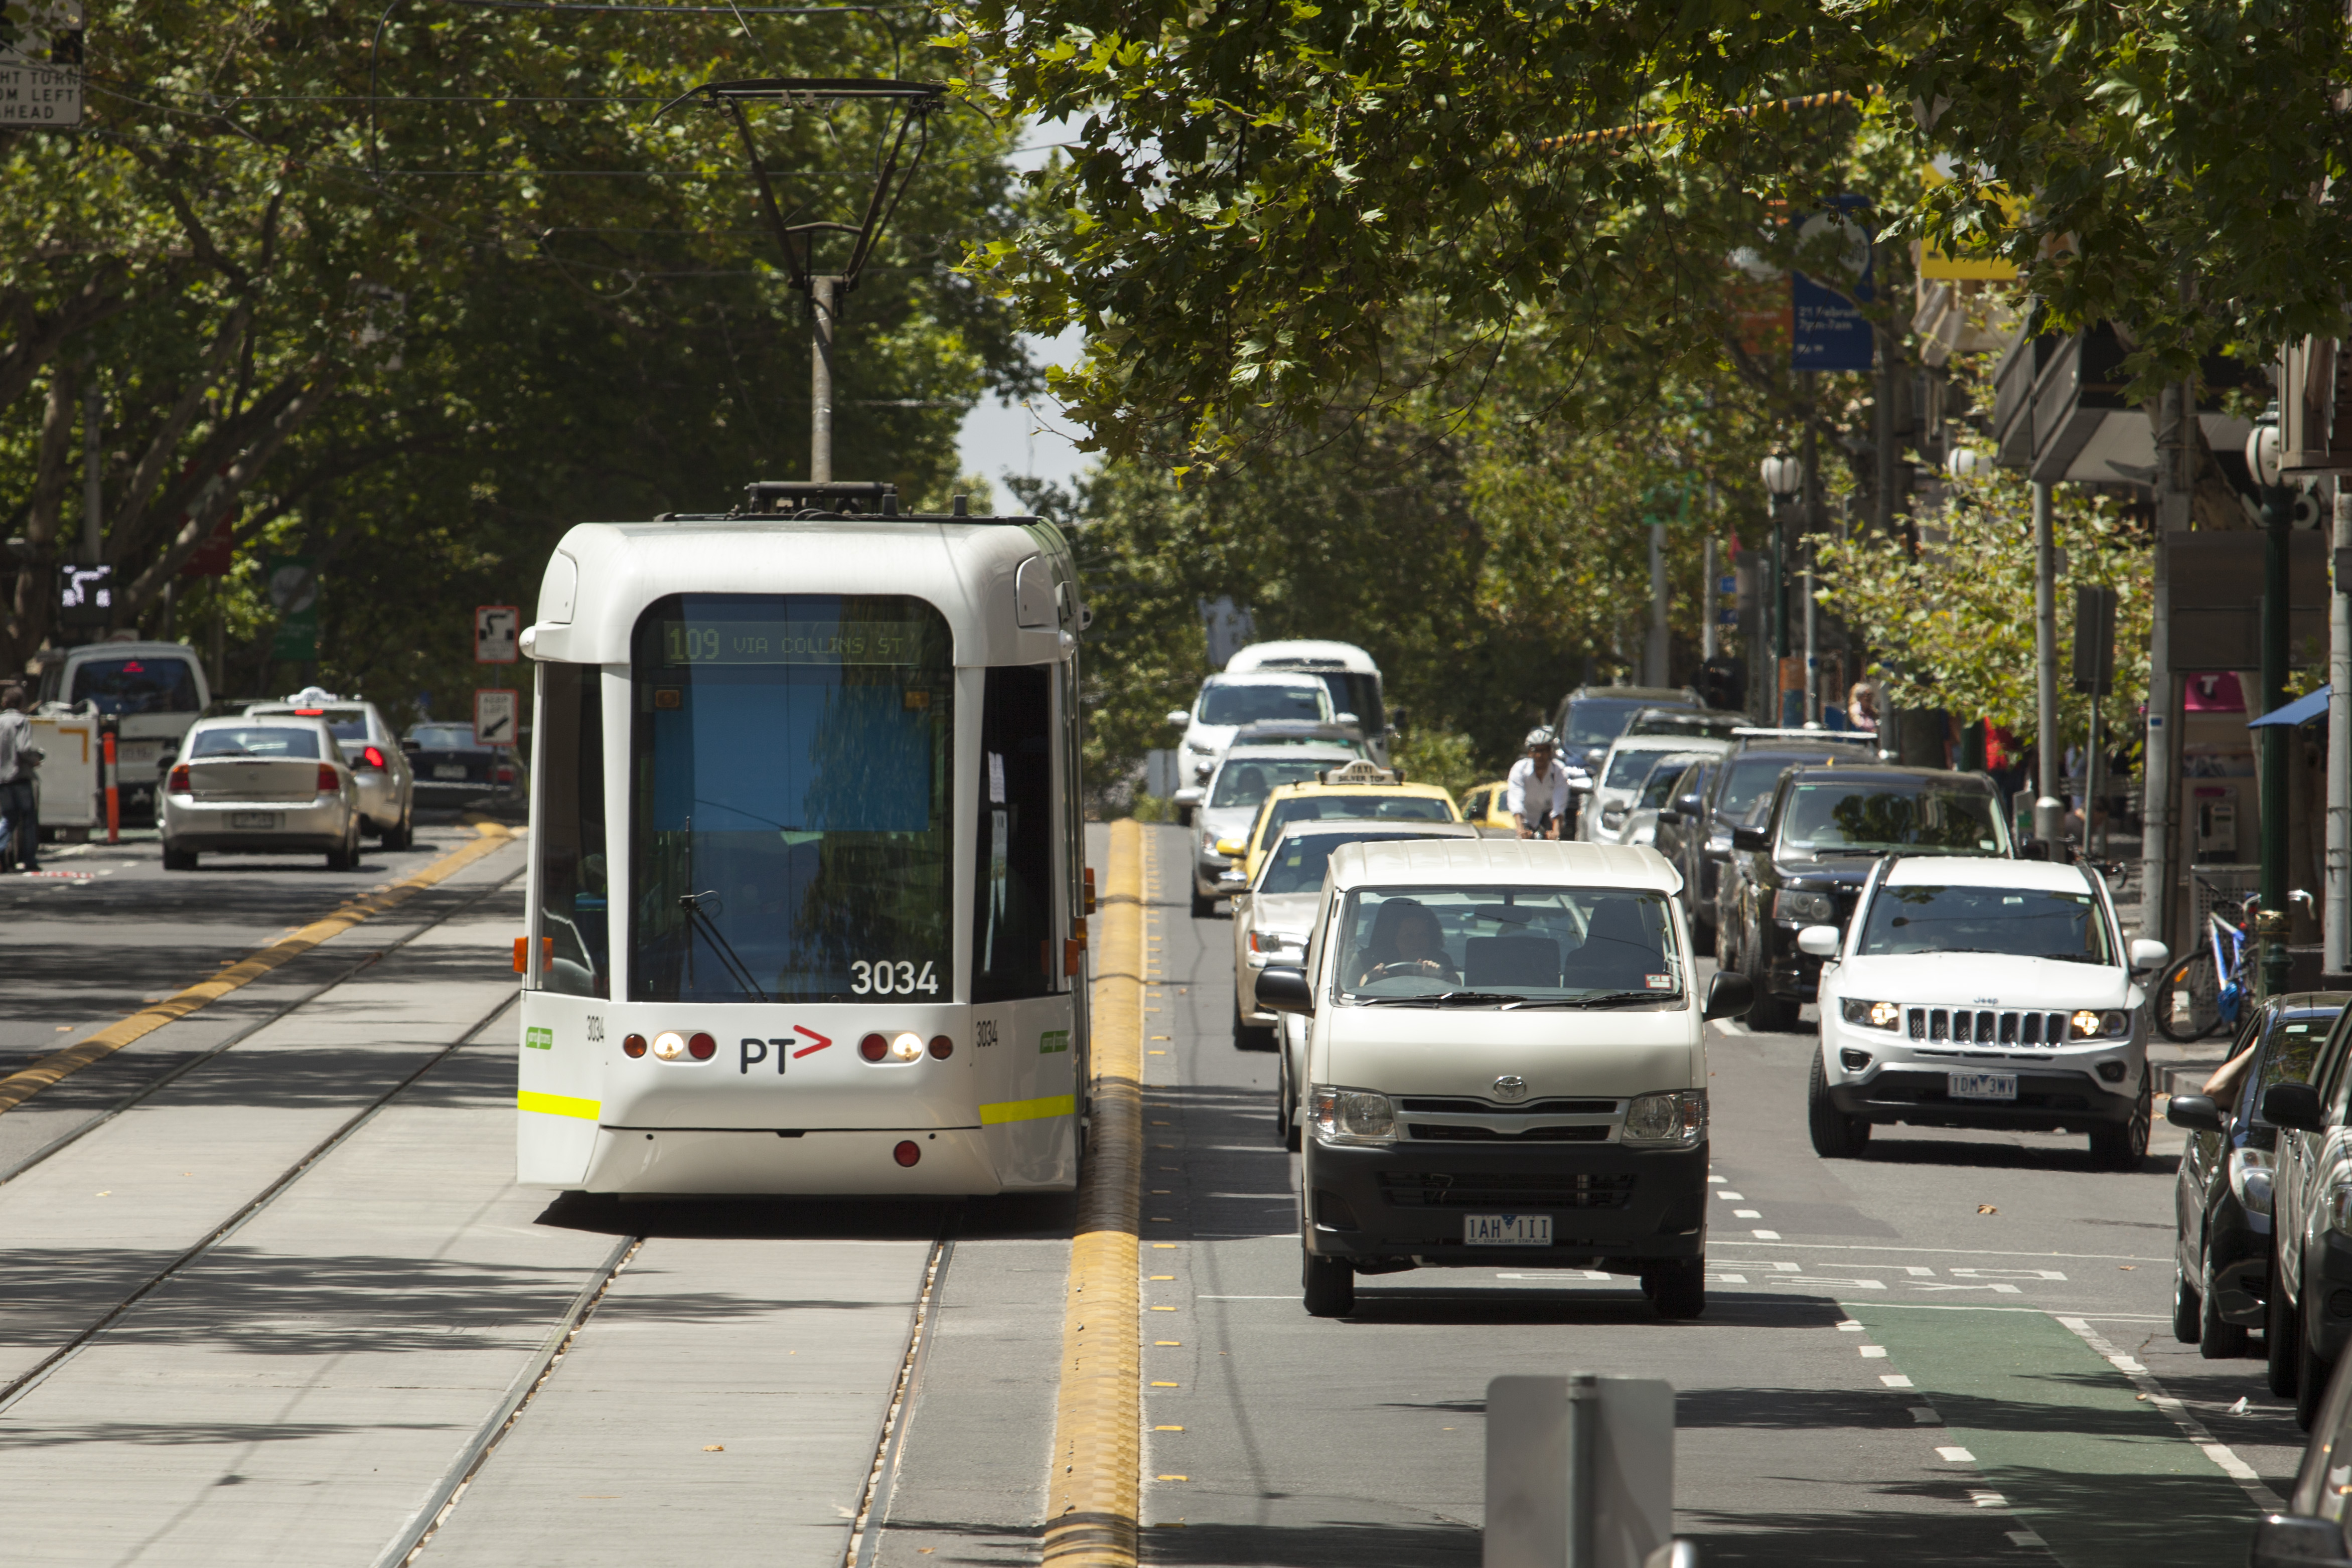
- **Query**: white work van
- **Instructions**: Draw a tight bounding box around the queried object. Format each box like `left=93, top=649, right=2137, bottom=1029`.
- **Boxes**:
left=1226, top=640, right=1389, bottom=765
left=35, top=640, right=211, bottom=825
left=1254, top=837, right=1755, bottom=1319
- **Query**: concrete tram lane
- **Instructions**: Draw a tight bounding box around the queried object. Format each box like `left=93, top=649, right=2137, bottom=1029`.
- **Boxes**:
left=1129, top=821, right=2291, bottom=1568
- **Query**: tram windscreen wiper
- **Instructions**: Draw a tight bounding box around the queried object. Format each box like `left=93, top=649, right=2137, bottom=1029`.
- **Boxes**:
left=679, top=890, right=769, bottom=1001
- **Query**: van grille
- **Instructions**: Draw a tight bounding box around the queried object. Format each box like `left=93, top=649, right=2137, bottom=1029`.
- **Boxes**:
left=1405, top=1123, right=1611, bottom=1143
left=1378, top=1172, right=1635, bottom=1208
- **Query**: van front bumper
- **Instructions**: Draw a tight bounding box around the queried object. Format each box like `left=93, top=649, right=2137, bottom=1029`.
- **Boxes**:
left=1301, top=1139, right=1707, bottom=1268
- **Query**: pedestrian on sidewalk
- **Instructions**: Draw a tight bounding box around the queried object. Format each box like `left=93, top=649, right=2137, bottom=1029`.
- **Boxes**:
left=0, top=684, right=42, bottom=872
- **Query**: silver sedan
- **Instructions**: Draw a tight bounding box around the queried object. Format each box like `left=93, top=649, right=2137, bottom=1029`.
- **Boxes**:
left=161, top=716, right=363, bottom=871
left=244, top=687, right=415, bottom=848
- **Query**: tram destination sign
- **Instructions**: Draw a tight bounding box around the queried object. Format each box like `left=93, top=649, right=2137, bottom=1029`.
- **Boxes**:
left=1, top=2, right=84, bottom=128
left=660, top=619, right=925, bottom=666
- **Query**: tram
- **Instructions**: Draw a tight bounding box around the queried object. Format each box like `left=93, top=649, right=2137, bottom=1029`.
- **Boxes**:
left=513, top=481, right=1090, bottom=1195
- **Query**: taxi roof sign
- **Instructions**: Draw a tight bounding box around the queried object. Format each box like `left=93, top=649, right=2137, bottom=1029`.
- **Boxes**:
left=1317, top=760, right=1399, bottom=786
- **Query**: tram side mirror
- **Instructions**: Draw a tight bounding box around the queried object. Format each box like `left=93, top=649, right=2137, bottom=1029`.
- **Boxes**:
left=1165, top=709, right=1191, bottom=727
left=2264, top=1081, right=2327, bottom=1133
left=2128, top=938, right=2169, bottom=975
left=1256, top=966, right=1314, bottom=1015
left=2165, top=1094, right=2224, bottom=1134
left=1702, top=971, right=1754, bottom=1022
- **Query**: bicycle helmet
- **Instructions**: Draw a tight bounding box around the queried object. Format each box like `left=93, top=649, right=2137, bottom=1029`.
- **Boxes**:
left=1524, top=726, right=1557, bottom=752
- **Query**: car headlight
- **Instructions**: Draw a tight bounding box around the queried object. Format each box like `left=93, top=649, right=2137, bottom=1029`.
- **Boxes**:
left=2231, top=1148, right=2275, bottom=1217
left=1774, top=888, right=1837, bottom=925
left=1623, top=1089, right=1706, bottom=1146
left=1840, top=998, right=1902, bottom=1031
left=2326, top=1178, right=2352, bottom=1236
left=2068, top=1009, right=2133, bottom=1040
left=1247, top=930, right=1305, bottom=968
left=1310, top=1085, right=1396, bottom=1145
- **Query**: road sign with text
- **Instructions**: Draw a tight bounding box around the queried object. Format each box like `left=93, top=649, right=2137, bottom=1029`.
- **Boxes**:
left=475, top=604, right=520, bottom=664
left=1, top=2, right=84, bottom=128
left=474, top=689, right=520, bottom=748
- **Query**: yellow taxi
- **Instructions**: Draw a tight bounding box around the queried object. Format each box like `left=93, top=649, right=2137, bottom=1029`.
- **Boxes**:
left=1214, top=760, right=1462, bottom=887
left=1457, top=780, right=1518, bottom=836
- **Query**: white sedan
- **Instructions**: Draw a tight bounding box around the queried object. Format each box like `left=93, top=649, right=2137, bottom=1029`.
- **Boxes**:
left=161, top=715, right=364, bottom=871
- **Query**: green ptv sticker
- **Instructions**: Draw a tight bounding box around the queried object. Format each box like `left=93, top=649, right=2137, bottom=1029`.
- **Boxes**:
left=525, top=1027, right=553, bottom=1051
left=1040, top=1030, right=1069, bottom=1055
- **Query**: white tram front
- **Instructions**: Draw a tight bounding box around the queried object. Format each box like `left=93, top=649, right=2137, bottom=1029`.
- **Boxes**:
left=514, top=482, right=1090, bottom=1196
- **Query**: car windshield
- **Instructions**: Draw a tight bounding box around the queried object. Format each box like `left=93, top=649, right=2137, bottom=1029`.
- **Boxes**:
left=1638, top=758, right=1701, bottom=810
left=1334, top=885, right=1683, bottom=1003
left=71, top=656, right=200, bottom=716
left=1211, top=757, right=1339, bottom=808
left=1259, top=793, right=1454, bottom=846
left=2248, top=1013, right=2343, bottom=1122
left=1779, top=784, right=2004, bottom=854
left=1856, top=883, right=2112, bottom=963
left=1604, top=747, right=1678, bottom=791
left=1199, top=683, right=1327, bottom=725
left=410, top=725, right=477, bottom=749
left=1626, top=711, right=1743, bottom=740
left=1258, top=831, right=1447, bottom=895
left=627, top=592, right=954, bottom=1004
left=192, top=726, right=320, bottom=759
left=1716, top=756, right=1811, bottom=818
left=1563, top=698, right=1661, bottom=747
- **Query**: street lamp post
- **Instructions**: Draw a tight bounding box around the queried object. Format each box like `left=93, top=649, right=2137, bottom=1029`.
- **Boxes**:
left=1760, top=453, right=1805, bottom=727
left=2031, top=481, right=2066, bottom=853
left=2248, top=417, right=2294, bottom=999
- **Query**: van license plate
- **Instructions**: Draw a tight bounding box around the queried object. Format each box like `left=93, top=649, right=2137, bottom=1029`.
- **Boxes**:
left=1463, top=1214, right=1552, bottom=1246
left=1948, top=1071, right=2017, bottom=1101
left=229, top=812, right=278, bottom=831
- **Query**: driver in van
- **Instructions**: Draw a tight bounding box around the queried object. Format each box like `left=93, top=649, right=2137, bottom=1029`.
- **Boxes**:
left=1353, top=900, right=1462, bottom=986
left=1506, top=727, right=1572, bottom=840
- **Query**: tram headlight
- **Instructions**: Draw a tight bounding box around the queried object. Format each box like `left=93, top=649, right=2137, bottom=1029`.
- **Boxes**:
left=652, top=1030, right=687, bottom=1061
left=890, top=1031, right=924, bottom=1062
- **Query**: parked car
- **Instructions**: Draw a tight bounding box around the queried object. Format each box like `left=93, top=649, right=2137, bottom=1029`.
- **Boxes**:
left=1191, top=742, right=1362, bottom=916
left=161, top=715, right=364, bottom=870
left=2250, top=1348, right=2352, bottom=1561
left=1227, top=719, right=1369, bottom=756
left=2166, top=995, right=2350, bottom=1360
left=405, top=721, right=526, bottom=814
left=244, top=688, right=415, bottom=848
left=1166, top=673, right=1336, bottom=821
left=1578, top=733, right=1731, bottom=844
left=1656, top=744, right=1863, bottom=950
left=34, top=640, right=211, bottom=824
left=2253, top=997, right=2352, bottom=1426
left=1225, top=761, right=1460, bottom=889
left=1225, top=641, right=1390, bottom=765
left=1805, top=852, right=2164, bottom=1167
left=1230, top=817, right=1479, bottom=1056
left=1595, top=751, right=1709, bottom=847
left=1548, top=684, right=1702, bottom=800
left=1457, top=780, right=1519, bottom=837
left=1719, top=764, right=2015, bottom=1031
left=1252, top=837, right=1754, bottom=1318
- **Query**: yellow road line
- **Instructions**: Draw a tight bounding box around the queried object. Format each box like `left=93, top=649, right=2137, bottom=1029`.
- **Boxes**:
left=979, top=1092, right=1078, bottom=1126
left=0, top=821, right=520, bottom=1118
left=517, top=1089, right=602, bottom=1121
left=1044, top=818, right=1145, bottom=1567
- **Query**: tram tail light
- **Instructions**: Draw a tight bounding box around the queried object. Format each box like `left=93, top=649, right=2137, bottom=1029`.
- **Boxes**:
left=687, top=1032, right=717, bottom=1061
left=316, top=763, right=340, bottom=793
left=1084, top=866, right=1097, bottom=914
left=1071, top=916, right=1087, bottom=950
left=511, top=936, right=552, bottom=973
left=622, top=1033, right=648, bottom=1058
left=1065, top=938, right=1086, bottom=976
left=860, top=1033, right=889, bottom=1062
left=929, top=1035, right=953, bottom=1059
left=894, top=1141, right=921, bottom=1167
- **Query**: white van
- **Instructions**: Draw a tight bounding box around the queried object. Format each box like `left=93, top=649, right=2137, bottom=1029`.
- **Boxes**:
left=1164, top=671, right=1335, bottom=818
left=35, top=640, right=212, bottom=823
left=1225, top=640, right=1389, bottom=765
left=1254, top=838, right=1754, bottom=1319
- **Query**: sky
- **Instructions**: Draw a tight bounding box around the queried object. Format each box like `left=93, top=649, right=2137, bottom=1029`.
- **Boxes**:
left=955, top=324, right=1090, bottom=512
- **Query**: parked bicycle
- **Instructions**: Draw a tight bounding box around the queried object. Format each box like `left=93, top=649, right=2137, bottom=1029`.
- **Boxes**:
left=2155, top=880, right=2254, bottom=1042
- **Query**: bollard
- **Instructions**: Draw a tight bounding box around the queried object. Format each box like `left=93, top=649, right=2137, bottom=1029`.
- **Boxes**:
left=101, top=728, right=119, bottom=845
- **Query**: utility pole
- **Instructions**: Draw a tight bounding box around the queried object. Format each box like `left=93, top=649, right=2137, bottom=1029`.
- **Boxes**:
left=2031, top=481, right=2065, bottom=850
left=2144, top=379, right=2190, bottom=952
left=1803, top=540, right=1820, bottom=725
left=1701, top=536, right=1718, bottom=664
left=82, top=374, right=101, bottom=567
left=1647, top=521, right=1668, bottom=687
left=2329, top=478, right=2350, bottom=981
left=2259, top=476, right=2293, bottom=996
left=1800, top=397, right=1821, bottom=727
left=810, top=275, right=838, bottom=484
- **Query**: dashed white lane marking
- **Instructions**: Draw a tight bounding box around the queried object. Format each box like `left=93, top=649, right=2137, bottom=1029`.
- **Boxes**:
left=1751, top=1229, right=1781, bottom=1239
left=2054, top=1315, right=2284, bottom=1512
left=1717, top=1191, right=1745, bottom=1200
left=1733, top=1209, right=1761, bottom=1218
left=1879, top=1373, right=1915, bottom=1388
left=1937, top=1446, right=1976, bottom=1463
left=1858, top=1345, right=1888, bottom=1358
left=1968, top=1489, right=2008, bottom=1509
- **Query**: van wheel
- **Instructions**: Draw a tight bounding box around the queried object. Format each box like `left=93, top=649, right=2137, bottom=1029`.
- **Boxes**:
left=1191, top=886, right=1215, bottom=918
left=1649, top=1259, right=1706, bottom=1320
left=1747, top=986, right=1801, bottom=1032
left=162, top=845, right=198, bottom=871
left=1302, top=1250, right=1354, bottom=1317
left=2268, top=1253, right=2300, bottom=1398
left=1807, top=1053, right=1869, bottom=1157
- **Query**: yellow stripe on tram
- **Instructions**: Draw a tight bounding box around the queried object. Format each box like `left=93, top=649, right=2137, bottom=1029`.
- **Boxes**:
left=978, top=1093, right=1077, bottom=1126
left=518, top=1089, right=602, bottom=1121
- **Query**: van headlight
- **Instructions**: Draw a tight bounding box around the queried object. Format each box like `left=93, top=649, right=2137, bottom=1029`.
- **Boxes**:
left=1310, top=1085, right=1396, bottom=1146
left=1623, top=1090, right=1706, bottom=1146
left=1840, top=998, right=1902, bottom=1031
left=2068, top=1009, right=2133, bottom=1040
left=1774, top=888, right=1836, bottom=925
left=2230, top=1148, right=2275, bottom=1218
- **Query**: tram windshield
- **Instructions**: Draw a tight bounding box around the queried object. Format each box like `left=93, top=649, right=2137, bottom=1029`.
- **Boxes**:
left=628, top=593, right=955, bottom=1003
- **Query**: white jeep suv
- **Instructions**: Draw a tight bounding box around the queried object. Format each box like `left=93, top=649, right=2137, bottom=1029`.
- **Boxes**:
left=1805, top=854, right=2168, bottom=1169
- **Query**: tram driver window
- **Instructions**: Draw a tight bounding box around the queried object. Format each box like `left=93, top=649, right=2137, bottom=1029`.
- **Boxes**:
left=535, top=663, right=610, bottom=998
left=973, top=665, right=1056, bottom=1001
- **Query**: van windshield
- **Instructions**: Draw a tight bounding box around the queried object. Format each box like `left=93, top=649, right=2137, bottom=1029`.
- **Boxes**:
left=1334, top=886, right=1683, bottom=1005
left=1199, top=683, right=1328, bottom=725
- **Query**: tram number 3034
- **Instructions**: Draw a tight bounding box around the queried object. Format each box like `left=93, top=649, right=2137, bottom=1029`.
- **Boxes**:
left=849, top=960, right=940, bottom=997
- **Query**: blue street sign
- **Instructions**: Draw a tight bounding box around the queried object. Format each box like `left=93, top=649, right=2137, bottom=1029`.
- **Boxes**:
left=1792, top=198, right=1874, bottom=372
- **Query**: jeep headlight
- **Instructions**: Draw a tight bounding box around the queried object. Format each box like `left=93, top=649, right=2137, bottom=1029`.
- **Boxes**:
left=1774, top=888, right=1836, bottom=925
left=2326, top=1179, right=2352, bottom=1236
left=1310, top=1086, right=1395, bottom=1145
left=2230, top=1148, right=2275, bottom=1218
left=1840, top=998, right=1902, bottom=1032
left=1623, top=1089, right=1706, bottom=1146
left=2068, top=1009, right=2132, bottom=1040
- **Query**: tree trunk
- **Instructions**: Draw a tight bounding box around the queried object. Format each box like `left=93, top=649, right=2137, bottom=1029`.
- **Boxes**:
left=4, top=366, right=79, bottom=672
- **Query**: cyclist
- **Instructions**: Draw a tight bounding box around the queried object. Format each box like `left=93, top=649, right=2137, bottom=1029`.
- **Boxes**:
left=1506, top=726, right=1573, bottom=840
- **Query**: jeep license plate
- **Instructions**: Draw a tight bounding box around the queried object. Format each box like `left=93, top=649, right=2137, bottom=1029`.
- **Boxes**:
left=1948, top=1071, right=2018, bottom=1101
left=1463, top=1214, right=1552, bottom=1246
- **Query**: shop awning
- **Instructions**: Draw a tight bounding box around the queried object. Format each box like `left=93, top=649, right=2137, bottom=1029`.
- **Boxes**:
left=2249, top=685, right=2333, bottom=729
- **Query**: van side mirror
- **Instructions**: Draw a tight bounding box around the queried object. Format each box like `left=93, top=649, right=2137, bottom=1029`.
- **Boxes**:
left=2165, top=1094, right=2224, bottom=1134
left=1702, top=970, right=1754, bottom=1022
left=1255, top=966, right=1314, bottom=1015
left=2264, top=1081, right=2327, bottom=1133
left=1731, top=827, right=1771, bottom=852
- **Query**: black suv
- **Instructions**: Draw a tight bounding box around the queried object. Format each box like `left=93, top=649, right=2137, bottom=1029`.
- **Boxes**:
left=1717, top=764, right=2014, bottom=1031
left=1657, top=745, right=1867, bottom=951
